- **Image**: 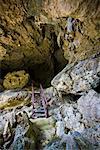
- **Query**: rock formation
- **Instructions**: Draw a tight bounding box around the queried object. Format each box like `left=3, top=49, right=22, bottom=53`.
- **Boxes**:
left=0, top=0, right=100, bottom=149
left=0, top=0, right=99, bottom=86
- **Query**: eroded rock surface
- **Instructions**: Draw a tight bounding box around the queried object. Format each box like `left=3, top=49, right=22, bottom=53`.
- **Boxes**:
left=0, top=87, right=100, bottom=149
left=51, top=54, right=100, bottom=95
left=77, top=90, right=100, bottom=126
left=0, top=86, right=57, bottom=148
left=0, top=110, right=39, bottom=150
left=0, top=90, right=31, bottom=109
left=3, top=70, right=30, bottom=90
left=50, top=90, right=100, bottom=149
left=0, top=1, right=100, bottom=149
left=52, top=90, right=100, bottom=132
left=0, top=0, right=99, bottom=85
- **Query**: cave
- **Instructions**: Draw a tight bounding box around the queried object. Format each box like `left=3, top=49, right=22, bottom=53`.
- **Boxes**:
left=0, top=0, right=99, bottom=89
left=0, top=0, right=100, bottom=150
left=0, top=21, right=67, bottom=87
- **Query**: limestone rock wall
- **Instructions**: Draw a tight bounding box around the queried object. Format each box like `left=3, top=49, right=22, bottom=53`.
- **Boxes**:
left=0, top=0, right=99, bottom=85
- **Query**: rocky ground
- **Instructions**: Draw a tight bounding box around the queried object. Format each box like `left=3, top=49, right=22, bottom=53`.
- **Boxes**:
left=0, top=53, right=100, bottom=150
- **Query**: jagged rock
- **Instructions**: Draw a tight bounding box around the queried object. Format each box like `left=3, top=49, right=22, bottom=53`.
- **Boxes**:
left=77, top=90, right=100, bottom=126
left=44, top=131, right=94, bottom=150
left=0, top=0, right=56, bottom=86
left=43, top=138, right=65, bottom=150
left=1, top=111, right=39, bottom=150
left=69, top=131, right=94, bottom=150
left=3, top=70, right=29, bottom=90
left=0, top=90, right=31, bottom=109
left=0, top=104, right=56, bottom=149
left=44, top=87, right=58, bottom=100
left=52, top=90, right=100, bottom=134
left=53, top=103, right=85, bottom=132
left=44, top=87, right=61, bottom=109
left=55, top=126, right=100, bottom=150
left=43, top=0, right=99, bottom=63
left=0, top=0, right=99, bottom=86
left=82, top=124, right=100, bottom=149
left=52, top=92, right=100, bottom=137
left=51, top=55, right=100, bottom=96
left=0, top=110, right=17, bottom=148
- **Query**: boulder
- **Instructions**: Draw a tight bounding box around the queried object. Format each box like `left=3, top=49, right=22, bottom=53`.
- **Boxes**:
left=0, top=90, right=31, bottom=110
left=51, top=55, right=100, bottom=96
left=3, top=70, right=29, bottom=90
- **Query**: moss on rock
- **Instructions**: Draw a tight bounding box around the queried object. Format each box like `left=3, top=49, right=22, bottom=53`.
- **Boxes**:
left=3, top=70, right=29, bottom=90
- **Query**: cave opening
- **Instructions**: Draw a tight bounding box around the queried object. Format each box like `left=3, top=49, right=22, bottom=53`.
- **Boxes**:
left=0, top=30, right=67, bottom=89
left=0, top=55, right=67, bottom=89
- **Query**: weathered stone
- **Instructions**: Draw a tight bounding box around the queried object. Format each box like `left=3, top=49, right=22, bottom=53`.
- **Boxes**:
left=44, top=86, right=61, bottom=109
left=53, top=103, right=85, bottom=132
left=77, top=90, right=100, bottom=126
left=52, top=91, right=100, bottom=136
left=43, top=138, right=65, bottom=150
left=0, top=90, right=31, bottom=109
left=42, top=0, right=99, bottom=63
left=0, top=2, right=99, bottom=149
left=0, top=1, right=56, bottom=86
left=0, top=0, right=99, bottom=86
left=82, top=125, right=100, bottom=149
left=56, top=121, right=66, bottom=137
left=44, top=131, right=94, bottom=150
left=70, top=131, right=94, bottom=150
left=0, top=110, right=16, bottom=143
left=0, top=111, right=39, bottom=150
left=3, top=70, right=29, bottom=90
left=51, top=55, right=100, bottom=95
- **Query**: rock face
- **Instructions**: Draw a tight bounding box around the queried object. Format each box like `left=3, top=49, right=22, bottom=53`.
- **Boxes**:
left=51, top=54, right=100, bottom=95
left=77, top=90, right=100, bottom=126
left=42, top=0, right=99, bottom=19
left=43, top=138, right=65, bottom=150
left=0, top=110, right=39, bottom=149
left=53, top=103, right=85, bottom=132
left=0, top=0, right=100, bottom=149
left=10, top=112, right=38, bottom=150
left=0, top=0, right=99, bottom=85
left=42, top=0, right=100, bottom=63
left=0, top=0, right=56, bottom=85
left=0, top=90, right=31, bottom=109
left=3, top=70, right=29, bottom=90
left=82, top=125, right=100, bottom=149
left=51, top=90, right=100, bottom=149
